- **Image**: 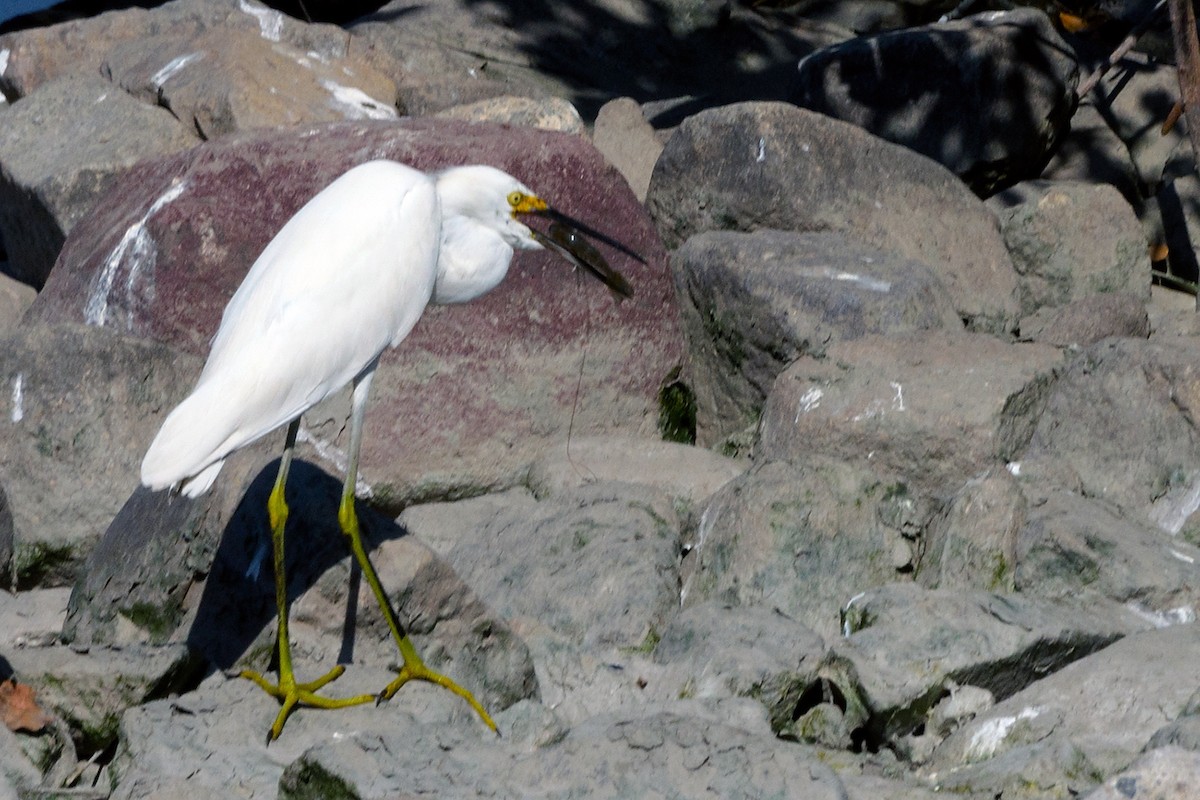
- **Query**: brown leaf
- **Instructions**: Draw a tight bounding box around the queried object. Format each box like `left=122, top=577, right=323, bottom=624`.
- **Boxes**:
left=0, top=678, right=53, bottom=733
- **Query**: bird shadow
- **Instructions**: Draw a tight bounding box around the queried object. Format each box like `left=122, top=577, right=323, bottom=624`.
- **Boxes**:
left=186, top=458, right=404, bottom=674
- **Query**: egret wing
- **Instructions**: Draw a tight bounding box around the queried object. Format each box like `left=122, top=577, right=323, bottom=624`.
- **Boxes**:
left=142, top=161, right=441, bottom=489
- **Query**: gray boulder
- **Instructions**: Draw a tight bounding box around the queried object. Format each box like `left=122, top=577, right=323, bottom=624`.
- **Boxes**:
left=5, top=643, right=197, bottom=756
left=1015, top=489, right=1200, bottom=623
left=1019, top=292, right=1150, bottom=348
left=794, top=9, right=1078, bottom=194
left=929, top=624, right=1200, bottom=793
left=759, top=330, right=1063, bottom=496
left=919, top=468, right=1024, bottom=592
left=673, top=229, right=962, bottom=448
left=652, top=601, right=828, bottom=736
left=992, top=182, right=1149, bottom=317
left=0, top=73, right=197, bottom=287
left=591, top=97, right=666, bottom=201
left=682, top=458, right=934, bottom=640
left=1081, top=747, right=1200, bottom=800
left=0, top=324, right=202, bottom=588
left=0, top=0, right=365, bottom=99
left=646, top=101, right=1021, bottom=333
left=834, top=583, right=1142, bottom=749
left=102, top=26, right=399, bottom=138
left=277, top=709, right=850, bottom=800
left=1019, top=337, right=1200, bottom=522
left=403, top=481, right=681, bottom=650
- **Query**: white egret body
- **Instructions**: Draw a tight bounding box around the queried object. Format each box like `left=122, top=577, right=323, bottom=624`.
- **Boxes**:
left=142, top=160, right=542, bottom=496
left=140, top=158, right=631, bottom=740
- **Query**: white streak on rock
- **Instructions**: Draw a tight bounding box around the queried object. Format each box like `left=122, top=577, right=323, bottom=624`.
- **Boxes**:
left=756, top=137, right=766, bottom=162
left=799, top=266, right=890, bottom=292
left=1149, top=476, right=1200, bottom=535
left=1171, top=549, right=1196, bottom=564
left=891, top=381, right=905, bottom=411
left=0, top=49, right=10, bottom=76
left=1126, top=602, right=1196, bottom=628
left=320, top=80, right=397, bottom=120
left=151, top=52, right=202, bottom=87
left=1006, top=462, right=1021, bottom=476
left=966, top=706, right=1045, bottom=761
left=795, top=387, right=823, bottom=423
left=842, top=591, right=867, bottom=637
left=239, top=0, right=283, bottom=41
left=10, top=373, right=23, bottom=423
left=86, top=180, right=188, bottom=327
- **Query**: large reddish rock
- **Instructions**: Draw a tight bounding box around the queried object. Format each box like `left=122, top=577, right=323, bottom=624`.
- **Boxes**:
left=29, top=119, right=684, bottom=508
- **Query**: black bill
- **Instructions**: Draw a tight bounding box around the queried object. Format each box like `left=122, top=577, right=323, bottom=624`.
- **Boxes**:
left=528, top=211, right=635, bottom=302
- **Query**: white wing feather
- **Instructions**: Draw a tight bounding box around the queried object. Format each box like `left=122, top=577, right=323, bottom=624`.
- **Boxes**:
left=142, top=161, right=440, bottom=491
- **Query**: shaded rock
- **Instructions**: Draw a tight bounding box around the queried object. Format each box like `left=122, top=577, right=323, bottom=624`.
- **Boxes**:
left=652, top=601, right=828, bottom=736
left=794, top=9, right=1078, bottom=194
left=1014, top=489, right=1200, bottom=624
left=759, top=330, right=1063, bottom=496
left=1019, top=337, right=1200, bottom=521
left=929, top=624, right=1200, bottom=782
left=102, top=26, right=399, bottom=139
left=1157, top=172, right=1200, bottom=285
left=0, top=73, right=196, bottom=287
left=1092, top=54, right=1189, bottom=192
left=646, top=101, right=1020, bottom=332
left=0, top=324, right=202, bottom=588
left=919, top=468, right=1024, bottom=592
left=1019, top=291, right=1150, bottom=348
left=62, top=468, right=264, bottom=648
left=69, top=458, right=535, bottom=721
left=30, top=119, right=683, bottom=510
left=408, top=481, right=680, bottom=650
left=277, top=709, right=849, bottom=800
left=5, top=643, right=198, bottom=754
left=1146, top=712, right=1200, bottom=751
left=834, top=583, right=1141, bottom=748
left=673, top=229, right=962, bottom=447
left=993, top=182, right=1149, bottom=317
left=1082, top=747, right=1200, bottom=800
left=524, top=435, right=745, bottom=508
left=348, top=0, right=838, bottom=120
left=0, top=273, right=35, bottom=336
left=592, top=97, right=665, bottom=201
left=0, top=484, right=11, bottom=591
left=435, top=95, right=584, bottom=134
left=1041, top=102, right=1141, bottom=205
left=682, top=458, right=934, bottom=640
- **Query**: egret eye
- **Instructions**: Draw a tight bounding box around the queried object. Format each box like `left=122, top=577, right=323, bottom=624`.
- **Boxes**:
left=507, top=191, right=524, bottom=208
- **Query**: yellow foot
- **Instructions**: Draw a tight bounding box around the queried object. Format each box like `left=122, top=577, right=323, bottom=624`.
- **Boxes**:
left=239, top=665, right=375, bottom=742
left=379, top=660, right=498, bottom=733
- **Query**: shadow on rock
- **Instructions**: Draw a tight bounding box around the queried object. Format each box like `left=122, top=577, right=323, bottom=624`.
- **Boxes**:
left=187, top=458, right=406, bottom=673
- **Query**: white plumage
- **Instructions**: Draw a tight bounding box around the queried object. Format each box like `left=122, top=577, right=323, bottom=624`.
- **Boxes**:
left=140, top=160, right=543, bottom=496
left=136, top=157, right=630, bottom=741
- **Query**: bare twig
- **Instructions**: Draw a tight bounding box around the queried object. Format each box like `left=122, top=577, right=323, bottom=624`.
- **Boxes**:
left=1077, top=0, right=1167, bottom=98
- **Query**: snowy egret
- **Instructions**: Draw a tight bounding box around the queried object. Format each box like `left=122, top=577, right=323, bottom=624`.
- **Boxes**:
left=140, top=159, right=633, bottom=740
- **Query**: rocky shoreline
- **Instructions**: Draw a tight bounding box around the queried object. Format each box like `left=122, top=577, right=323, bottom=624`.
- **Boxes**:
left=3, top=0, right=1200, bottom=798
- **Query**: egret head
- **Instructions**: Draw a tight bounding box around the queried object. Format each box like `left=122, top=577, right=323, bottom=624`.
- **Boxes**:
left=434, top=164, right=633, bottom=302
